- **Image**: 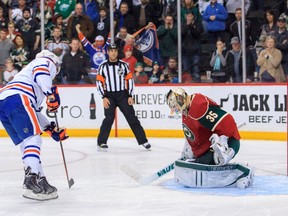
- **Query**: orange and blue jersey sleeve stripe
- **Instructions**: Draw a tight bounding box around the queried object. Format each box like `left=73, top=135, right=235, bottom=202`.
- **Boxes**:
left=0, top=81, right=36, bottom=101
left=32, top=64, right=50, bottom=82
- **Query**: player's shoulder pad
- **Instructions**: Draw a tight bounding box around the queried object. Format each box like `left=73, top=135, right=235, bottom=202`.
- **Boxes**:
left=189, top=93, right=209, bottom=119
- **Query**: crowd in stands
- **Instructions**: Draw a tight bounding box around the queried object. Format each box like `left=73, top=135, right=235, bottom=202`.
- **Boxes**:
left=0, top=0, right=287, bottom=85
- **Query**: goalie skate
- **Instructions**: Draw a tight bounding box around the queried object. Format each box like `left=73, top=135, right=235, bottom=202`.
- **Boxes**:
left=22, top=167, right=58, bottom=201
left=236, top=166, right=255, bottom=189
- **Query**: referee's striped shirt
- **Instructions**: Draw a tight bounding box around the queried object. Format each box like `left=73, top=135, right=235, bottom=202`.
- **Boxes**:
left=96, top=60, right=134, bottom=98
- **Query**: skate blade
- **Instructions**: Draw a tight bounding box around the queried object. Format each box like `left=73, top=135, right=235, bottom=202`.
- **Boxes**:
left=22, top=189, right=58, bottom=201
left=97, top=146, right=108, bottom=152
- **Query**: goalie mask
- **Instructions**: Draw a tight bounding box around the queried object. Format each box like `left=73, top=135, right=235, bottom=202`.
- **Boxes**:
left=36, top=50, right=61, bottom=75
left=166, top=87, right=188, bottom=113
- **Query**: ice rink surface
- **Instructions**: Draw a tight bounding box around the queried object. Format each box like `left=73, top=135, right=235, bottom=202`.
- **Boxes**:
left=0, top=137, right=287, bottom=216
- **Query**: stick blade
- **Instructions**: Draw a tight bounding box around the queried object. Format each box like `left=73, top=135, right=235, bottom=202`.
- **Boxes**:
left=120, top=165, right=156, bottom=186
left=120, top=165, right=141, bottom=181
left=68, top=178, right=74, bottom=188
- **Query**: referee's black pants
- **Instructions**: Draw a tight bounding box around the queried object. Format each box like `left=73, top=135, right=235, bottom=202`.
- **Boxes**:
left=97, top=91, right=148, bottom=145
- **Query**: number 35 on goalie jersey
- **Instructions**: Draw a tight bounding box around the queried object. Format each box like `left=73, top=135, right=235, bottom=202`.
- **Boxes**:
left=182, top=93, right=240, bottom=157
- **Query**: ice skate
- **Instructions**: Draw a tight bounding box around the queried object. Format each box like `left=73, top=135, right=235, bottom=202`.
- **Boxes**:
left=141, top=142, right=151, bottom=150
left=97, top=143, right=108, bottom=152
left=38, top=176, right=58, bottom=199
left=22, top=167, right=58, bottom=201
left=236, top=166, right=254, bottom=189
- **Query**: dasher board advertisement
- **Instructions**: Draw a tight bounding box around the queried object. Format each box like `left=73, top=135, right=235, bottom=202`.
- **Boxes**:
left=0, top=84, right=286, bottom=140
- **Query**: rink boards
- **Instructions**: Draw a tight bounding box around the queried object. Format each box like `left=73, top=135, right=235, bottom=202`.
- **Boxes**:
left=0, top=84, right=286, bottom=141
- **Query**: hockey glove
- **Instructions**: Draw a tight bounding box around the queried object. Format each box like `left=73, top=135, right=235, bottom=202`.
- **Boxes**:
left=46, top=86, right=60, bottom=112
left=44, top=121, right=69, bottom=142
left=209, top=134, right=234, bottom=165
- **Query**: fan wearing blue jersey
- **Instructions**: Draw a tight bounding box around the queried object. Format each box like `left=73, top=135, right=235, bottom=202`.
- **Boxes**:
left=75, top=23, right=110, bottom=79
left=0, top=50, right=68, bottom=201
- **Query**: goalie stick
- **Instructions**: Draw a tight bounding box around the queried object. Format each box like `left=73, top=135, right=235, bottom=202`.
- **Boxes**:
left=54, top=112, right=74, bottom=189
left=120, top=122, right=246, bottom=185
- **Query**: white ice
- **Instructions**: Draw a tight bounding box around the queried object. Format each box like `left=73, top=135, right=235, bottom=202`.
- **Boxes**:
left=0, top=137, right=287, bottom=216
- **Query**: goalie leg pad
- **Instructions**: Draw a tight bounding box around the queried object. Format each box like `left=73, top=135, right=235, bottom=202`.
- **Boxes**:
left=174, top=160, right=254, bottom=188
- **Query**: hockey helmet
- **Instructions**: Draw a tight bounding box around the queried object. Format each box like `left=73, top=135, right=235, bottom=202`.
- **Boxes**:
left=36, top=50, right=61, bottom=74
left=166, top=87, right=188, bottom=113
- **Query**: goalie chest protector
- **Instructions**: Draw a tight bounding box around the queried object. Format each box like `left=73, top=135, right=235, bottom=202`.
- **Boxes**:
left=182, top=94, right=240, bottom=157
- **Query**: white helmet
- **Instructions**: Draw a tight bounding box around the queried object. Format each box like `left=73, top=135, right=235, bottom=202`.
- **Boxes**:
left=166, top=87, right=188, bottom=113
left=36, top=50, right=61, bottom=74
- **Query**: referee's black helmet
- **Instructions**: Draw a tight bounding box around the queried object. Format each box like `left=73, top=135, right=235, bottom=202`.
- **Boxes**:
left=108, top=43, right=118, bottom=51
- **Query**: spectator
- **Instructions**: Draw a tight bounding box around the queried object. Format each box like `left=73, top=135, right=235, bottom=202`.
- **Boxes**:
left=45, top=26, right=70, bottom=63
left=229, top=8, right=253, bottom=47
left=202, top=0, right=228, bottom=44
left=225, top=0, right=250, bottom=29
left=133, top=0, right=159, bottom=30
left=46, top=13, right=68, bottom=39
left=133, top=61, right=148, bottom=84
left=93, top=6, right=110, bottom=40
left=209, top=38, right=229, bottom=83
left=0, top=1, right=8, bottom=18
left=157, top=15, right=177, bottom=66
left=115, top=26, right=132, bottom=51
left=66, top=3, right=94, bottom=42
left=11, top=0, right=31, bottom=23
left=10, top=34, right=29, bottom=70
left=161, top=56, right=178, bottom=83
left=120, top=35, right=144, bottom=63
left=181, top=11, right=203, bottom=83
left=6, top=21, right=19, bottom=42
left=161, top=0, right=177, bottom=20
left=79, top=0, right=99, bottom=23
left=0, top=28, right=14, bottom=75
left=259, top=9, right=278, bottom=38
left=15, top=7, right=40, bottom=60
left=0, top=28, right=14, bottom=65
left=76, top=23, right=109, bottom=80
left=226, top=37, right=255, bottom=83
left=114, top=1, right=136, bottom=34
left=257, top=36, right=286, bottom=82
left=34, top=0, right=52, bottom=26
left=61, top=38, right=91, bottom=84
left=251, top=34, right=267, bottom=75
left=0, top=6, right=8, bottom=29
left=148, top=60, right=162, bottom=84
left=104, top=0, right=120, bottom=17
left=275, top=14, right=288, bottom=79
left=2, top=57, right=18, bottom=85
left=122, top=44, right=137, bottom=73
left=198, top=0, right=224, bottom=33
left=181, top=0, right=201, bottom=23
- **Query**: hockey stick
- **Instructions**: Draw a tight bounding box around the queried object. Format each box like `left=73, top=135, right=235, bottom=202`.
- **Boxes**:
left=121, top=122, right=247, bottom=185
left=120, top=161, right=177, bottom=186
left=54, top=112, right=74, bottom=188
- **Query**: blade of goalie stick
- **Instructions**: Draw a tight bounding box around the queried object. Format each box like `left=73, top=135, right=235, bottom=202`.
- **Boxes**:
left=120, top=162, right=176, bottom=185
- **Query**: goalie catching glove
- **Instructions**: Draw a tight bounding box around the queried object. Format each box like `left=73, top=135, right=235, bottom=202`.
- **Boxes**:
left=44, top=121, right=69, bottom=142
left=209, top=134, right=235, bottom=165
left=46, top=86, right=60, bottom=112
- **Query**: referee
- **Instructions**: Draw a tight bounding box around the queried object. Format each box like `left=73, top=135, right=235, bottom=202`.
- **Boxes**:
left=96, top=43, right=151, bottom=151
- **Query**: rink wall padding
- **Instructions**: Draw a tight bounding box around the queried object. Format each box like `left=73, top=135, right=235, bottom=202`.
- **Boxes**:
left=0, top=84, right=286, bottom=141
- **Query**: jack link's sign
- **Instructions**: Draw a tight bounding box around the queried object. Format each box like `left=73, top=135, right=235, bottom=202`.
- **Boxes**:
left=118, top=85, right=286, bottom=133
left=0, top=85, right=286, bottom=133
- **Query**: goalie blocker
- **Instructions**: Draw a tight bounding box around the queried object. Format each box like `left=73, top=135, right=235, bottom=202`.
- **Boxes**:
left=174, top=160, right=254, bottom=189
